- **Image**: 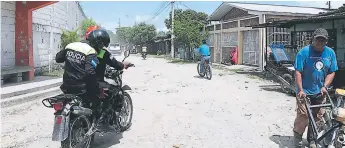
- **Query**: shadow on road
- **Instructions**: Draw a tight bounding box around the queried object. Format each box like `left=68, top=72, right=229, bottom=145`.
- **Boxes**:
left=259, top=85, right=295, bottom=97
left=269, top=135, right=308, bottom=148
left=269, top=135, right=294, bottom=148
left=259, top=84, right=284, bottom=93
left=92, top=132, right=124, bottom=148
left=236, top=71, right=279, bottom=82
left=193, top=75, right=205, bottom=79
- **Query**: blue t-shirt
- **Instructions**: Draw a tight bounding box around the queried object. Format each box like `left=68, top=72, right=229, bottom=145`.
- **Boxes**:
left=294, top=45, right=338, bottom=95
left=198, top=44, right=210, bottom=56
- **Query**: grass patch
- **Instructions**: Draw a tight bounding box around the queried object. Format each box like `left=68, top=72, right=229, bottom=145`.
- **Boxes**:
left=42, top=70, right=64, bottom=77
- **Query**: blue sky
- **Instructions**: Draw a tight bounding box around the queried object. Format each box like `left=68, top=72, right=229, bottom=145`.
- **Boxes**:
left=80, top=1, right=343, bottom=33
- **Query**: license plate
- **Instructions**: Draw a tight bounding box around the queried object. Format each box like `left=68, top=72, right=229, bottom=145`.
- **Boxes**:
left=336, top=88, right=345, bottom=96
left=52, top=115, right=70, bottom=141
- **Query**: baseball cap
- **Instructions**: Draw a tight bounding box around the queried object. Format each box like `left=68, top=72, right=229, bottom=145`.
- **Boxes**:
left=313, top=28, right=328, bottom=40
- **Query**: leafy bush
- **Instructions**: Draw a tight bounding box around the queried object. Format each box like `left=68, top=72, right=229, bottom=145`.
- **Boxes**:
left=81, top=18, right=98, bottom=35
left=60, top=28, right=81, bottom=50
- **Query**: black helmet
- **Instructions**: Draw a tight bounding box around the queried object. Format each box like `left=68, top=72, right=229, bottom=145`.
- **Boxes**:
left=87, top=29, right=110, bottom=52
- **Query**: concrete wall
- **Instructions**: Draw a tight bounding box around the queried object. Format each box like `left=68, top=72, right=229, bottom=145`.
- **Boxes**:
left=1, top=1, right=16, bottom=69
left=289, top=19, right=345, bottom=60
left=32, top=1, right=86, bottom=74
left=208, top=15, right=263, bottom=66
left=0, top=1, right=86, bottom=74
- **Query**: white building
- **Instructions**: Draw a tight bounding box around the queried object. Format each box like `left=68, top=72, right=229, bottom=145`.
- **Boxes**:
left=206, top=2, right=329, bottom=70
left=1, top=1, right=86, bottom=75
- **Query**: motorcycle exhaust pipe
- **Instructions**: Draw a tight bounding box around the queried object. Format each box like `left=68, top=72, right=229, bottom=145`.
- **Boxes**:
left=71, top=106, right=93, bottom=116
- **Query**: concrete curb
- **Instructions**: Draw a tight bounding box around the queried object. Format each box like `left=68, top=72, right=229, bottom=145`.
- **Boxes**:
left=1, top=87, right=62, bottom=108
left=1, top=78, right=62, bottom=98
left=1, top=81, right=62, bottom=99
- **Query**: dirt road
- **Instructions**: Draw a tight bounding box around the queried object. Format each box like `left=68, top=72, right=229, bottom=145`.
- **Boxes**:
left=1, top=55, right=297, bottom=148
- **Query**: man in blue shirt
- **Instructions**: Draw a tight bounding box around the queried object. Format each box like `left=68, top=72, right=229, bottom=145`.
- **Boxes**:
left=198, top=40, right=211, bottom=74
left=293, top=28, right=338, bottom=148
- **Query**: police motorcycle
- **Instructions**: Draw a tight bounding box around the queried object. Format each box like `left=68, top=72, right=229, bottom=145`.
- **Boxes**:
left=42, top=50, right=134, bottom=148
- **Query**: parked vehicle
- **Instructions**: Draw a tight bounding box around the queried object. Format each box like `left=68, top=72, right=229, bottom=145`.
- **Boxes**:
left=42, top=50, right=134, bottom=148
left=305, top=87, right=345, bottom=148
left=108, top=43, right=122, bottom=55
left=265, top=44, right=296, bottom=95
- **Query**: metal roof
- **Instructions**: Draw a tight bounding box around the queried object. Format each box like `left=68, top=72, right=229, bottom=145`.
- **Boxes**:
left=209, top=2, right=330, bottom=21
left=250, top=10, right=345, bottom=28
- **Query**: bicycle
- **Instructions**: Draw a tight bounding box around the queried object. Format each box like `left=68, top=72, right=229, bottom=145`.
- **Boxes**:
left=197, top=58, right=212, bottom=80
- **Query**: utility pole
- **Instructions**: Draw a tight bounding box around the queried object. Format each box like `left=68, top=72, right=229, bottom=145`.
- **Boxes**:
left=118, top=18, right=121, bottom=28
left=326, top=1, right=331, bottom=10
left=170, top=1, right=175, bottom=58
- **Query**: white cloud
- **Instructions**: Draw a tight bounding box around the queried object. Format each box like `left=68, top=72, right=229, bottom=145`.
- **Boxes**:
left=296, top=1, right=344, bottom=9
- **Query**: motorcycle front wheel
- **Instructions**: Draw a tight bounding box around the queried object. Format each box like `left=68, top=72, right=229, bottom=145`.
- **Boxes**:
left=117, top=92, right=133, bottom=132
left=61, top=115, right=94, bottom=148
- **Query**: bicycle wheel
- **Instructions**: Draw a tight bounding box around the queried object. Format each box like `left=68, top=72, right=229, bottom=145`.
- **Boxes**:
left=205, top=64, right=212, bottom=80
left=197, top=63, right=205, bottom=77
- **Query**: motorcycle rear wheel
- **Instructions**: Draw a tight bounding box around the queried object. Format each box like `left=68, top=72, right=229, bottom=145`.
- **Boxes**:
left=61, top=115, right=94, bottom=148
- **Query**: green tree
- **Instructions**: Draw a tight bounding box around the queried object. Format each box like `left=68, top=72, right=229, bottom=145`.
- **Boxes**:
left=60, top=28, right=80, bottom=50
left=80, top=18, right=98, bottom=35
left=157, top=31, right=166, bottom=37
left=116, top=27, right=133, bottom=44
left=164, top=9, right=209, bottom=48
left=116, top=23, right=157, bottom=46
left=131, top=22, right=157, bottom=46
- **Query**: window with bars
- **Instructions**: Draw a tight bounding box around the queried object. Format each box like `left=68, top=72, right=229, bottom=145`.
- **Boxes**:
left=240, top=17, right=259, bottom=27
left=216, top=24, right=221, bottom=30
left=206, top=26, right=214, bottom=31
left=222, top=21, right=238, bottom=29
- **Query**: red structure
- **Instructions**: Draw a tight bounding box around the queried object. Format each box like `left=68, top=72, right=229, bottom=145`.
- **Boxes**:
left=15, top=1, right=57, bottom=80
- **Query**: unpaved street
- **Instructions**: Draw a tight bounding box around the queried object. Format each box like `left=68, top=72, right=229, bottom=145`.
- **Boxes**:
left=1, top=55, right=297, bottom=148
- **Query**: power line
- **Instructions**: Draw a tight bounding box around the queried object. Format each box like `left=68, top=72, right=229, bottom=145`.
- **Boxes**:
left=175, top=1, right=179, bottom=10
left=177, top=2, right=208, bottom=26
left=144, top=2, right=170, bottom=24
left=179, top=1, right=191, bottom=10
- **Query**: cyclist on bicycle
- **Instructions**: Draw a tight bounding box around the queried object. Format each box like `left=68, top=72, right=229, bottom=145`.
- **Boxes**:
left=198, top=40, right=211, bottom=74
left=293, top=28, right=338, bottom=148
